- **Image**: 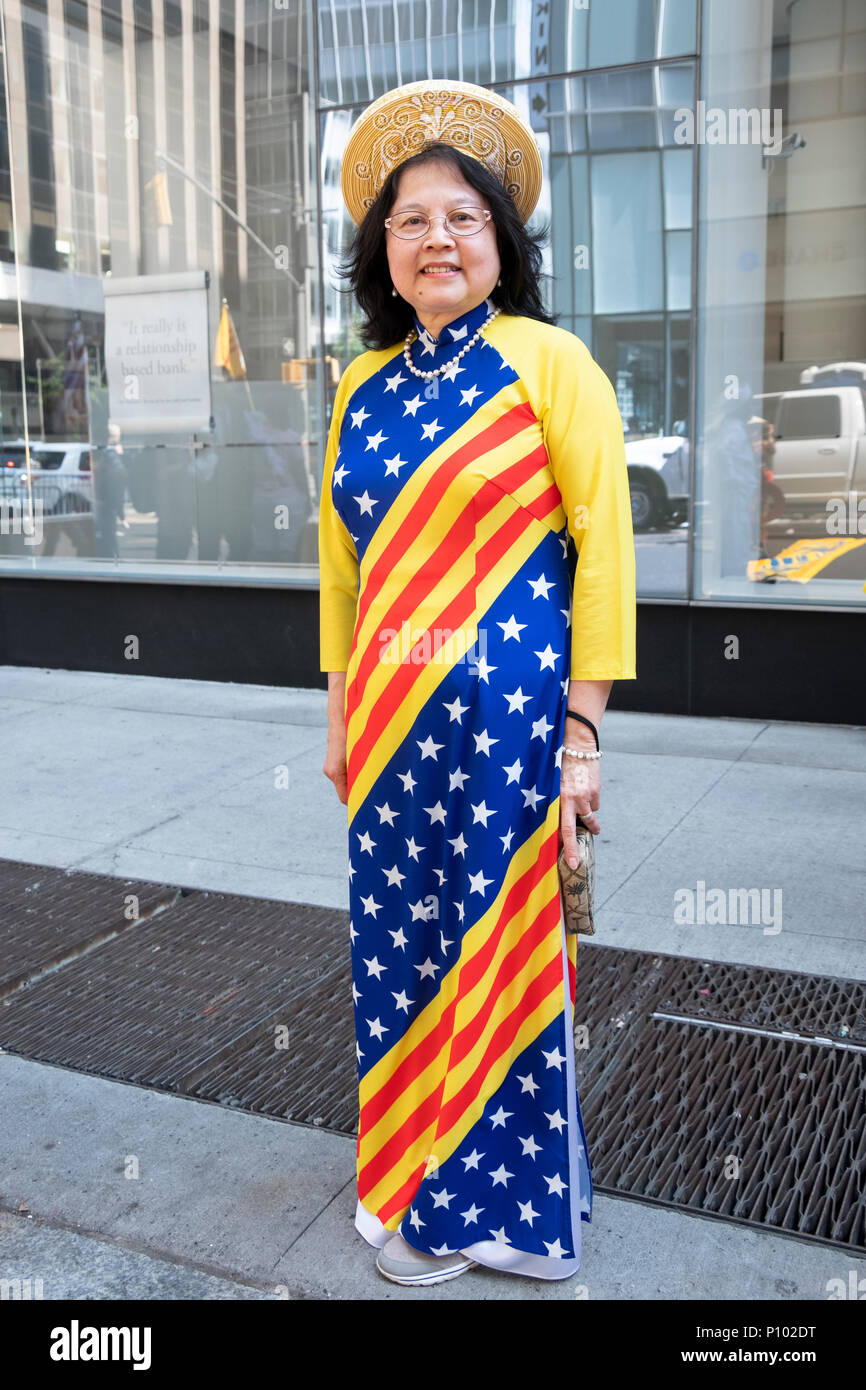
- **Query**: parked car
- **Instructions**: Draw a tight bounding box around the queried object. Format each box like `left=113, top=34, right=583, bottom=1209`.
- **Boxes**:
left=0, top=440, right=93, bottom=515
left=625, top=433, right=689, bottom=530
left=751, top=387, right=866, bottom=515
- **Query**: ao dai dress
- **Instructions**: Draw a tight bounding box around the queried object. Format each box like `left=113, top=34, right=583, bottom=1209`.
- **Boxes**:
left=318, top=296, right=635, bottom=1279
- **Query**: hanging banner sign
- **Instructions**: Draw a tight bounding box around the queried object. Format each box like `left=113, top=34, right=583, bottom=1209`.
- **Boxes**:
left=103, top=269, right=213, bottom=435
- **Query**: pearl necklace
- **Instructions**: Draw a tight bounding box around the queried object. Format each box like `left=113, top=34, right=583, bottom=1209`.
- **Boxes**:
left=403, top=306, right=501, bottom=381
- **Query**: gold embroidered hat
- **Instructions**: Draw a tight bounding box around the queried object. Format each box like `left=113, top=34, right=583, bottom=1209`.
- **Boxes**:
left=340, top=79, right=543, bottom=227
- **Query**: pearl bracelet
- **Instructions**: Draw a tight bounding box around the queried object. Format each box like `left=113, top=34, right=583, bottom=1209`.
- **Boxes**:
left=562, top=746, right=603, bottom=759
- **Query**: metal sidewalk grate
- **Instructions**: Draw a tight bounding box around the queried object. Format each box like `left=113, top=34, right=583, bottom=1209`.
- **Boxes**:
left=1, top=858, right=863, bottom=1252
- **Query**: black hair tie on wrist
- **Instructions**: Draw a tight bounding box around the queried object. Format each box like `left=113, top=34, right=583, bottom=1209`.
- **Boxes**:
left=565, top=710, right=599, bottom=750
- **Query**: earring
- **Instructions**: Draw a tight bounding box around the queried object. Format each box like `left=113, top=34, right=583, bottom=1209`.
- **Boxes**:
left=391, top=286, right=397, bottom=297
left=497, top=277, right=502, bottom=286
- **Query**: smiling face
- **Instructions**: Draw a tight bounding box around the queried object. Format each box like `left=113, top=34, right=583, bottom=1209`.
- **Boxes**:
left=385, top=159, right=501, bottom=341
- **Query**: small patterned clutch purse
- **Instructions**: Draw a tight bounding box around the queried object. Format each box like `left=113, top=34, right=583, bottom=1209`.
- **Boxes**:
left=557, top=815, right=597, bottom=936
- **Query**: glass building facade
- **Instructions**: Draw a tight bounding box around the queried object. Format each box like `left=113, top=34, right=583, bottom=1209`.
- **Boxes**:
left=1, top=0, right=864, bottom=612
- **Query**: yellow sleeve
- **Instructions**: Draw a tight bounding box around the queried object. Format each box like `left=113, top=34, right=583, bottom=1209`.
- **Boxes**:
left=540, top=329, right=636, bottom=681
left=318, top=362, right=360, bottom=672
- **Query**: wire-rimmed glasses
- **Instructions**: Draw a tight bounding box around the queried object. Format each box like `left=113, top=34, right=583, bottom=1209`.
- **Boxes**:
left=384, top=207, right=493, bottom=239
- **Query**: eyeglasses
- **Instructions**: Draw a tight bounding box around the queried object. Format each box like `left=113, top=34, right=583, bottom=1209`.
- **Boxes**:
left=384, top=207, right=493, bottom=239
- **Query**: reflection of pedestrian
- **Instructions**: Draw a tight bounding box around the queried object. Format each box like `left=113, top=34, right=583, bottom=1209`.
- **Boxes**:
left=707, top=389, right=761, bottom=578
left=244, top=408, right=310, bottom=561
left=748, top=416, right=784, bottom=557
left=92, top=426, right=128, bottom=557
left=61, top=316, right=89, bottom=436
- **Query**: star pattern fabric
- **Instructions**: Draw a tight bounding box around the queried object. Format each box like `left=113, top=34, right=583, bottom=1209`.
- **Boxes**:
left=319, top=297, right=636, bottom=1280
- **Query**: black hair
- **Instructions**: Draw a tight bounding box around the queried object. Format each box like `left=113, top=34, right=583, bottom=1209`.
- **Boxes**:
left=335, top=141, right=558, bottom=352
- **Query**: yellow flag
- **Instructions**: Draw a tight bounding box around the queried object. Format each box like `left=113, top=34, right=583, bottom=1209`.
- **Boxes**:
left=748, top=537, right=866, bottom=583
left=213, top=302, right=247, bottom=378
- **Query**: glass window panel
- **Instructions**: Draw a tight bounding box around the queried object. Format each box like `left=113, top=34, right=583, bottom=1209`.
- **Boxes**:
left=660, top=0, right=697, bottom=59
left=666, top=229, right=692, bottom=310
left=662, top=148, right=693, bottom=229
left=693, top=0, right=866, bottom=607
left=591, top=152, right=664, bottom=313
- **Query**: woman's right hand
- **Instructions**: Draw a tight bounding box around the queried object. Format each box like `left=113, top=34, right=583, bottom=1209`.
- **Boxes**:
left=324, top=672, right=349, bottom=805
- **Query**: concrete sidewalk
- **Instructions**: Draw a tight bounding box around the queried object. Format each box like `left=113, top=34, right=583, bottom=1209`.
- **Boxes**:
left=0, top=664, right=864, bottom=1300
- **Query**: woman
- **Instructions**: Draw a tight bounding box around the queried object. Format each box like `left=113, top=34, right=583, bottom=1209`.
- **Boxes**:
left=319, top=80, right=636, bottom=1287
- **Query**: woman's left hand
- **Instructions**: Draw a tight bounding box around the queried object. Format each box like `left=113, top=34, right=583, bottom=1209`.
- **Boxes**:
left=559, top=744, right=601, bottom=870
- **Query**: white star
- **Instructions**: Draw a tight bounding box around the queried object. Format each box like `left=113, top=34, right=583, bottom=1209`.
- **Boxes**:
left=424, top=801, right=447, bottom=825
left=405, top=835, right=425, bottom=861
left=397, top=768, right=417, bottom=793
left=542, top=1045, right=566, bottom=1070
left=408, top=1208, right=425, bottom=1231
left=348, top=921, right=358, bottom=943
left=409, top=898, right=432, bottom=922
left=421, top=418, right=445, bottom=442
left=517, top=1072, right=539, bottom=1096
left=402, top=393, right=426, bottom=417
left=460, top=384, right=483, bottom=408
left=440, top=358, right=466, bottom=384
left=545, top=1108, right=566, bottom=1133
left=383, top=453, right=409, bottom=477
left=461, top=1203, right=484, bottom=1225
left=449, top=767, right=470, bottom=790
left=392, top=989, right=414, bottom=1013
left=384, top=370, right=406, bottom=393
left=470, top=800, right=496, bottom=826
left=353, top=489, right=378, bottom=517
left=357, top=830, right=376, bottom=854
left=333, top=463, right=349, bottom=486
left=500, top=828, right=515, bottom=852
left=448, top=832, right=469, bottom=857
left=365, top=429, right=388, bottom=452
left=531, top=715, right=554, bottom=741
left=374, top=803, right=398, bottom=826
left=473, top=728, right=499, bottom=756
left=417, top=734, right=444, bottom=760
left=497, top=614, right=526, bottom=642
left=518, top=1134, right=542, bottom=1159
left=528, top=573, right=555, bottom=599
left=388, top=926, right=408, bottom=950
left=363, top=955, right=386, bottom=979
left=542, top=1238, right=570, bottom=1258
left=489, top=1105, right=513, bottom=1129
left=517, top=1199, right=539, bottom=1226
left=367, top=1017, right=388, bottom=1041
left=360, top=893, right=382, bottom=917
left=355, top=1041, right=363, bottom=1062
left=443, top=696, right=470, bottom=723
left=475, top=654, right=497, bottom=683
left=489, top=1226, right=513, bottom=1244
left=461, top=1148, right=484, bottom=1170
left=351, top=981, right=361, bottom=1004
left=468, top=868, right=493, bottom=896
left=521, top=784, right=543, bottom=811
left=349, top=404, right=371, bottom=429
left=382, top=864, right=406, bottom=887
left=504, top=687, right=531, bottom=714
left=439, top=929, right=454, bottom=953
left=429, top=1243, right=455, bottom=1256
left=535, top=643, right=559, bottom=672
left=489, top=1164, right=514, bottom=1188
left=415, top=957, right=440, bottom=980
left=431, top=1188, right=455, bottom=1208
left=544, top=1173, right=568, bottom=1197
left=503, top=758, right=523, bottom=784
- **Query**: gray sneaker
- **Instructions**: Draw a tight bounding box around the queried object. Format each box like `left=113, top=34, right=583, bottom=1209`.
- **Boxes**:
left=375, top=1232, right=477, bottom=1286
